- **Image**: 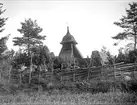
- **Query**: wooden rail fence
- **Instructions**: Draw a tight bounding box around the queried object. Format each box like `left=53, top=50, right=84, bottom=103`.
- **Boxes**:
left=9, top=62, right=137, bottom=84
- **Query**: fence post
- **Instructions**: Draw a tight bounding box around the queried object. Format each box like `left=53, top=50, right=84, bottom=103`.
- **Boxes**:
left=87, top=68, right=90, bottom=80
left=61, top=75, right=63, bottom=83
left=134, top=59, right=137, bottom=79
left=19, top=72, right=22, bottom=84
left=29, top=53, right=33, bottom=84
left=73, top=69, right=75, bottom=82
left=87, top=55, right=93, bottom=81
left=60, top=64, right=63, bottom=83
left=100, top=66, right=103, bottom=82
left=0, top=65, right=2, bottom=83
left=8, top=66, right=12, bottom=83
left=113, top=58, right=116, bottom=92
left=39, top=66, right=41, bottom=84
left=51, top=62, right=54, bottom=82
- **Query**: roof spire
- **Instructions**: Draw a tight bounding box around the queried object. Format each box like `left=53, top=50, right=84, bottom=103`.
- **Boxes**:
left=67, top=26, right=70, bottom=34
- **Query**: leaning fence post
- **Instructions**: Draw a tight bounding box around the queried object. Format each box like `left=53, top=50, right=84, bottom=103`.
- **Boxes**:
left=87, top=55, right=93, bottom=80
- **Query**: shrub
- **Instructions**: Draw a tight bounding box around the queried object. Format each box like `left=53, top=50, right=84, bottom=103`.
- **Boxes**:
left=75, top=81, right=113, bottom=93
left=126, top=80, right=137, bottom=93
left=114, top=79, right=137, bottom=93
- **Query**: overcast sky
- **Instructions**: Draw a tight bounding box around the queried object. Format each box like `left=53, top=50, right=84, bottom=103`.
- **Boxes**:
left=1, top=0, right=136, bottom=57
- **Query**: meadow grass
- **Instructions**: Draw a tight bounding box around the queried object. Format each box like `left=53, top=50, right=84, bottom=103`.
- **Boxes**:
left=0, top=90, right=136, bottom=105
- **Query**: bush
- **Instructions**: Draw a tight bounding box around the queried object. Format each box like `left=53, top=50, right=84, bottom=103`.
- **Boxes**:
left=75, top=81, right=114, bottom=93
left=126, top=80, right=137, bottom=93
left=74, top=80, right=137, bottom=94
left=113, top=79, right=137, bottom=93
left=11, top=52, right=30, bottom=69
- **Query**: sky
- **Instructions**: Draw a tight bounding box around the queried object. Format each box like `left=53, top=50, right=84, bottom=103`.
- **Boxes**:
left=0, top=0, right=136, bottom=57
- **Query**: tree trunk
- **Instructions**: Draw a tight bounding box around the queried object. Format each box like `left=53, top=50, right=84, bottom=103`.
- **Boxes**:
left=28, top=44, right=30, bottom=56
left=27, top=37, right=30, bottom=56
left=134, top=33, right=136, bottom=50
left=29, top=53, right=33, bottom=84
left=133, top=22, right=137, bottom=50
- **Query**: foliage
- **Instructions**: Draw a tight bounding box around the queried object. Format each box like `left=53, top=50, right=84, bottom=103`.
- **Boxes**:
left=11, top=45, right=51, bottom=69
left=112, top=2, right=137, bottom=50
left=127, top=79, right=137, bottom=92
left=83, top=57, right=91, bottom=67
left=90, top=47, right=114, bottom=67
left=115, top=48, right=137, bottom=63
left=91, top=50, right=102, bottom=67
left=76, top=58, right=88, bottom=68
left=128, top=49, right=137, bottom=63
left=11, top=52, right=30, bottom=69
left=0, top=3, right=8, bottom=33
left=0, top=3, right=9, bottom=59
left=0, top=35, right=9, bottom=59
left=0, top=3, right=15, bottom=94
left=52, top=56, right=64, bottom=69
left=13, top=18, right=46, bottom=56
left=115, top=48, right=127, bottom=63
left=106, top=51, right=114, bottom=65
left=100, top=46, right=114, bottom=65
left=30, top=45, right=51, bottom=66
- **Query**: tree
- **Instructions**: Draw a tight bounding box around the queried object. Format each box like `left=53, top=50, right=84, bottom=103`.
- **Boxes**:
left=52, top=57, right=63, bottom=69
left=100, top=46, right=109, bottom=65
left=115, top=48, right=127, bottom=63
left=91, top=50, right=102, bottom=67
left=0, top=3, right=8, bottom=33
left=13, top=18, right=46, bottom=56
left=128, top=49, right=137, bottom=63
left=112, top=2, right=137, bottom=50
left=30, top=45, right=51, bottom=66
left=0, top=36, right=9, bottom=56
left=0, top=3, right=8, bottom=57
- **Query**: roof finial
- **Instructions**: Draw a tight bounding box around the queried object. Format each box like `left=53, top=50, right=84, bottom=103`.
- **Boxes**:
left=67, top=25, right=70, bottom=34
left=66, top=22, right=70, bottom=34
left=67, top=26, right=69, bottom=31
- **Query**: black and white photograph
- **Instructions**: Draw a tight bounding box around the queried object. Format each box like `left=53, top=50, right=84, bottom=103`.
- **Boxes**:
left=0, top=0, right=137, bottom=104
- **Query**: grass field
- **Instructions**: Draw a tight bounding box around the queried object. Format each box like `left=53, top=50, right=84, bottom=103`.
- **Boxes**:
left=0, top=90, right=136, bottom=105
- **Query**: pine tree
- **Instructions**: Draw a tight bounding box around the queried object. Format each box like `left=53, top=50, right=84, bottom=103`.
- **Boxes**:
left=0, top=3, right=8, bottom=33
left=0, top=36, right=9, bottom=55
left=0, top=3, right=8, bottom=57
left=112, top=2, right=137, bottom=50
left=13, top=18, right=46, bottom=56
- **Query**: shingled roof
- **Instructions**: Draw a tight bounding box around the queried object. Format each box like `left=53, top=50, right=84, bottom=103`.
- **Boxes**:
left=60, top=26, right=77, bottom=44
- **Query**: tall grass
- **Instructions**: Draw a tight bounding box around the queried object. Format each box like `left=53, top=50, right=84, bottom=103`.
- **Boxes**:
left=0, top=91, right=136, bottom=105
